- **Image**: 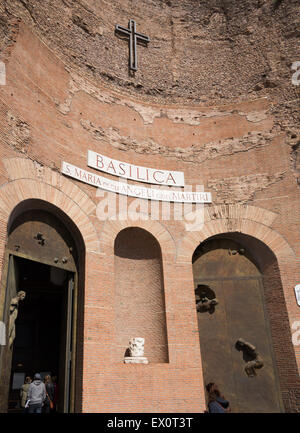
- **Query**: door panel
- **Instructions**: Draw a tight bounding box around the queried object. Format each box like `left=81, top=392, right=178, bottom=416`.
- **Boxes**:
left=193, top=239, right=284, bottom=413
left=224, top=279, right=282, bottom=413
left=196, top=280, right=237, bottom=409
left=197, top=277, right=283, bottom=412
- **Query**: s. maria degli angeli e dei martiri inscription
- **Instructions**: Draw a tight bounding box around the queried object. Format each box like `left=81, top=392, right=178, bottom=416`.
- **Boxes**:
left=61, top=150, right=212, bottom=204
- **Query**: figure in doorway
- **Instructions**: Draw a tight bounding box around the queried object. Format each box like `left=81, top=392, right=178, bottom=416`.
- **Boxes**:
left=43, top=375, right=55, bottom=413
left=205, top=383, right=231, bottom=413
left=27, top=373, right=46, bottom=413
left=8, top=291, right=26, bottom=349
left=20, top=376, right=32, bottom=413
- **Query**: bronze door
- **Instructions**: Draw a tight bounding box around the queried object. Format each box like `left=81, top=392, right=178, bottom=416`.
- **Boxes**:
left=60, top=274, right=74, bottom=413
left=193, top=239, right=284, bottom=413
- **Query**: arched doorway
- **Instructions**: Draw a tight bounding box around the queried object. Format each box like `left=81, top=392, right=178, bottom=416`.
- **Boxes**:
left=0, top=200, right=85, bottom=413
left=192, top=235, right=285, bottom=413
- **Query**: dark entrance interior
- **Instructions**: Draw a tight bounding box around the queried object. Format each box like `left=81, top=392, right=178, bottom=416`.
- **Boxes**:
left=8, top=256, right=72, bottom=413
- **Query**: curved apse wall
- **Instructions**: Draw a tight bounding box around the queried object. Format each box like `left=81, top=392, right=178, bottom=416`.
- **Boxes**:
left=1, top=1, right=298, bottom=105
left=114, top=227, right=169, bottom=363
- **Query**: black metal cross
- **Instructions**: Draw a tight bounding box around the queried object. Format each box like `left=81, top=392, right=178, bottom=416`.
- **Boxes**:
left=115, top=19, right=150, bottom=71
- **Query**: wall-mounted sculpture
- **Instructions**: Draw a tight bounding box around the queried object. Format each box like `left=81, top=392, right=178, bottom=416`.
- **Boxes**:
left=196, top=296, right=219, bottom=313
left=195, top=284, right=218, bottom=314
left=8, top=291, right=26, bottom=349
left=236, top=338, right=264, bottom=377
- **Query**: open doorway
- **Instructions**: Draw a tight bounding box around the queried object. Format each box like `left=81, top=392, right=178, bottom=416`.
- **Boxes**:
left=0, top=203, right=84, bottom=413
left=8, top=256, right=74, bottom=413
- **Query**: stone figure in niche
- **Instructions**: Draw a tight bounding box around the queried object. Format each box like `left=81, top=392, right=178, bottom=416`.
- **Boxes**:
left=195, top=284, right=218, bottom=314
left=124, top=337, right=148, bottom=364
left=235, top=338, right=264, bottom=377
left=129, top=337, right=145, bottom=357
left=9, top=291, right=26, bottom=349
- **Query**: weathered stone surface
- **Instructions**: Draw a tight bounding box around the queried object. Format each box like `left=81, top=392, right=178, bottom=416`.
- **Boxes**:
left=5, top=109, right=31, bottom=154
left=1, top=0, right=297, bottom=182
left=80, top=117, right=275, bottom=164
left=208, top=172, right=286, bottom=204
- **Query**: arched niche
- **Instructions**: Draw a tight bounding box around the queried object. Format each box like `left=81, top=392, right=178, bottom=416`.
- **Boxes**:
left=114, top=227, right=169, bottom=363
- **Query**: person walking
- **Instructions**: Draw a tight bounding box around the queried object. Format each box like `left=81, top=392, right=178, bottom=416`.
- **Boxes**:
left=27, top=373, right=46, bottom=413
left=20, top=376, right=32, bottom=413
left=206, top=383, right=231, bottom=413
left=43, top=375, right=55, bottom=413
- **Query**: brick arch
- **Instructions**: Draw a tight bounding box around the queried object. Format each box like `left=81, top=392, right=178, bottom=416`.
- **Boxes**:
left=0, top=158, right=100, bottom=254
left=189, top=207, right=300, bottom=413
left=99, top=212, right=176, bottom=262
left=177, top=204, right=295, bottom=263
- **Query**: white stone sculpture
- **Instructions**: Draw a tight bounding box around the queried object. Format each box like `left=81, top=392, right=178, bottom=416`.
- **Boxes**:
left=129, top=337, right=145, bottom=357
left=124, top=337, right=149, bottom=364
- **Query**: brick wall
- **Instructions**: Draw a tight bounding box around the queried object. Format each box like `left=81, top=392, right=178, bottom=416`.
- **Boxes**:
left=0, top=17, right=298, bottom=413
left=263, top=261, right=300, bottom=412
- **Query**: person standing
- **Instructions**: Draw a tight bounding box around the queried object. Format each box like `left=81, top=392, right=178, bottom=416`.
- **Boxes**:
left=27, top=373, right=46, bottom=413
left=20, top=376, right=32, bottom=413
left=43, top=375, right=55, bottom=413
